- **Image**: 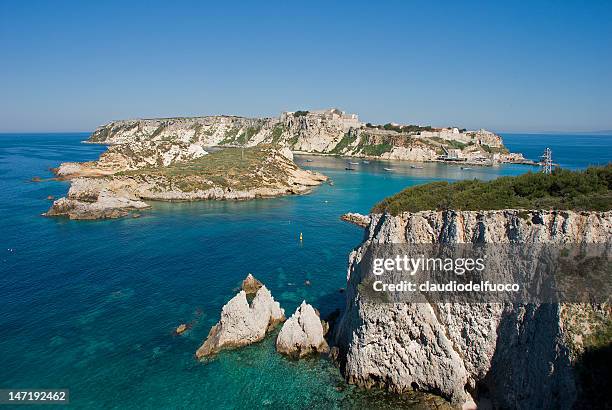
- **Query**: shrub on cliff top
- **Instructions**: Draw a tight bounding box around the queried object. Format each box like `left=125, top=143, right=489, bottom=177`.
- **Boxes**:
left=372, top=164, right=612, bottom=214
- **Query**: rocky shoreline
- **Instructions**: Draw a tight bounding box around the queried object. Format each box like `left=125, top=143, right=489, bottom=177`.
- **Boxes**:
left=45, top=145, right=327, bottom=220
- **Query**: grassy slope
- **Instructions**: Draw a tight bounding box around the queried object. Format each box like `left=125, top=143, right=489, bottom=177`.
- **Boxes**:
left=119, top=145, right=294, bottom=191
left=373, top=165, right=612, bottom=214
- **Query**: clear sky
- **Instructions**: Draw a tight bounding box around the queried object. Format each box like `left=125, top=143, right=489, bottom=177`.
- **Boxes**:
left=1, top=0, right=611, bottom=133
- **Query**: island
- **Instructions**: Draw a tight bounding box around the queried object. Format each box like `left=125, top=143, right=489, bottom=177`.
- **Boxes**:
left=88, top=108, right=531, bottom=166
left=46, top=107, right=533, bottom=220
left=45, top=144, right=326, bottom=219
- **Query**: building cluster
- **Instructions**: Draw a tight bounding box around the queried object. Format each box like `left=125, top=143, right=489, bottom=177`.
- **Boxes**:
left=281, top=108, right=364, bottom=131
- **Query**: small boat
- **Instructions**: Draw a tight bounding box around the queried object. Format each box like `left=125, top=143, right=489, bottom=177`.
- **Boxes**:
left=362, top=160, right=370, bottom=164
left=349, top=161, right=359, bottom=165
left=410, top=165, right=423, bottom=169
left=305, top=159, right=313, bottom=162
left=345, top=167, right=355, bottom=171
left=461, top=167, right=473, bottom=170
left=383, top=167, right=393, bottom=171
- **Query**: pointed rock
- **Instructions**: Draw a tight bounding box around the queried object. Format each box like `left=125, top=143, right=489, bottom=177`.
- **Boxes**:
left=196, top=286, right=285, bottom=359
left=276, top=301, right=329, bottom=358
left=241, top=273, right=263, bottom=295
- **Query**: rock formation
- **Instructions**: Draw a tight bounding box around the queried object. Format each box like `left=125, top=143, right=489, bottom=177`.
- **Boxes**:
left=86, top=109, right=528, bottom=165
left=340, top=212, right=371, bottom=228
left=44, top=192, right=150, bottom=220
left=241, top=273, right=263, bottom=294
left=276, top=301, right=329, bottom=358
left=45, top=145, right=327, bottom=220
left=196, top=285, right=285, bottom=359
left=334, top=209, right=612, bottom=408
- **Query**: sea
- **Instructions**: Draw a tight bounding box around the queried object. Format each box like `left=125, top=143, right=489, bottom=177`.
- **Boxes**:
left=0, top=133, right=610, bottom=409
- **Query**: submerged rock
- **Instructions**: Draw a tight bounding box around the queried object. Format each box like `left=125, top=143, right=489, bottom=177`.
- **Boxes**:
left=276, top=301, right=329, bottom=358
left=241, top=273, right=263, bottom=295
left=196, top=286, right=285, bottom=359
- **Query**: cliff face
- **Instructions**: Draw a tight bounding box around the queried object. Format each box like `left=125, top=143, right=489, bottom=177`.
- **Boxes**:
left=334, top=210, right=611, bottom=408
left=88, top=109, right=526, bottom=164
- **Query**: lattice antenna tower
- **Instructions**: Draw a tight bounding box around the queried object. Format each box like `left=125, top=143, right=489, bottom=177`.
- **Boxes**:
left=541, top=147, right=553, bottom=174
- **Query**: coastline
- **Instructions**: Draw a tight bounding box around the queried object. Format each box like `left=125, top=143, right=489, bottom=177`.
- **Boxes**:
left=4, top=133, right=611, bottom=408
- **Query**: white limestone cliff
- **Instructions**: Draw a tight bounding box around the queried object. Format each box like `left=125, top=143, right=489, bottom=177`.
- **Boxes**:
left=87, top=109, right=527, bottom=165
left=196, top=285, right=285, bottom=359
left=276, top=301, right=329, bottom=358
left=333, top=210, right=611, bottom=408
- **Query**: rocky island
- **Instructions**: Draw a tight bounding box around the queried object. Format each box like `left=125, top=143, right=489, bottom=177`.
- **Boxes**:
left=45, top=108, right=533, bottom=219
left=334, top=165, right=611, bottom=409
left=87, top=108, right=530, bottom=165
left=45, top=144, right=327, bottom=219
left=195, top=275, right=331, bottom=361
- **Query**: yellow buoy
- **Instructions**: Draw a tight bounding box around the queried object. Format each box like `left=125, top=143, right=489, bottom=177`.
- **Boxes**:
left=299, top=232, right=303, bottom=241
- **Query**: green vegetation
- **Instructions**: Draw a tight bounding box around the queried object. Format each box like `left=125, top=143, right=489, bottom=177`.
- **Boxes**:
left=447, top=140, right=468, bottom=150
left=119, top=145, right=292, bottom=191
left=271, top=124, right=285, bottom=144
left=428, top=137, right=474, bottom=150
left=584, top=315, right=612, bottom=350
left=219, top=127, right=240, bottom=145
left=372, top=165, right=612, bottom=214
left=366, top=123, right=434, bottom=133
left=351, top=133, right=393, bottom=156
left=236, top=126, right=261, bottom=145
left=330, top=133, right=358, bottom=154
left=293, top=110, right=309, bottom=117
left=360, top=142, right=393, bottom=156
left=480, top=144, right=510, bottom=154
left=218, top=126, right=261, bottom=146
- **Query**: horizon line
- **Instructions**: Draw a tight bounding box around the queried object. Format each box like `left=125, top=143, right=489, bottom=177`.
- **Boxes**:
left=1, top=129, right=612, bottom=136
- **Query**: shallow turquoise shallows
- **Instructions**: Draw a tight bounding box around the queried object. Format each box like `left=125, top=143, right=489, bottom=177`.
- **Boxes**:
left=0, top=133, right=609, bottom=409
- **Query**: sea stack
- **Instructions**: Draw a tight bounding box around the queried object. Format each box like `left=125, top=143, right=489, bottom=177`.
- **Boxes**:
left=241, top=273, right=263, bottom=295
left=195, top=285, right=285, bottom=359
left=276, top=301, right=329, bottom=358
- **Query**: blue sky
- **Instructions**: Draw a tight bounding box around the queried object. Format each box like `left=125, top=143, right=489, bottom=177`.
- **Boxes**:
left=1, top=0, right=611, bottom=132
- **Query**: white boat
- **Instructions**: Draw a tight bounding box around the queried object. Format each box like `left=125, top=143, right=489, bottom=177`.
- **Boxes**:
left=461, top=167, right=473, bottom=170
left=410, top=165, right=423, bottom=169
left=362, top=160, right=370, bottom=164
left=383, top=167, right=393, bottom=171
left=349, top=161, right=359, bottom=165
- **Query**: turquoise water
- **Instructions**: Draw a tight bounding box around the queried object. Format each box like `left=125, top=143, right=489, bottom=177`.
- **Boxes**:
left=0, top=133, right=609, bottom=409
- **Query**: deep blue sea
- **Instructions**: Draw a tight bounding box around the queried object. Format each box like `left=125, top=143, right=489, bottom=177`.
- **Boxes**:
left=0, top=133, right=609, bottom=409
